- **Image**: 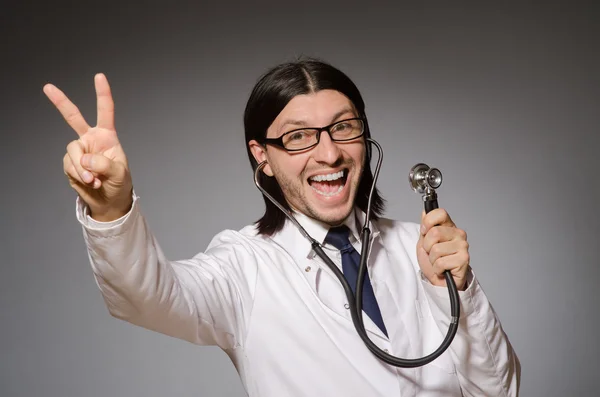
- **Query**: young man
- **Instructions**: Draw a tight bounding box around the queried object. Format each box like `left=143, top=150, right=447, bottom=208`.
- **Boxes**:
left=45, top=59, right=520, bottom=396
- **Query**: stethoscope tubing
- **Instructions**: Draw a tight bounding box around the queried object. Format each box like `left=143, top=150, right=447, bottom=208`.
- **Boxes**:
left=253, top=138, right=460, bottom=368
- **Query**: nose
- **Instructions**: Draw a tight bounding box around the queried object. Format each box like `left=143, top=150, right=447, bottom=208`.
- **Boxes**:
left=312, top=130, right=343, bottom=165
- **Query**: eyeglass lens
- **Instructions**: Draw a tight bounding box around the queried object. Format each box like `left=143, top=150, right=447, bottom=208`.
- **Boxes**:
left=282, top=119, right=364, bottom=150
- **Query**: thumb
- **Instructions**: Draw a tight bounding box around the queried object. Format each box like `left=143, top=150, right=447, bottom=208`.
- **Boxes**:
left=80, top=153, right=122, bottom=178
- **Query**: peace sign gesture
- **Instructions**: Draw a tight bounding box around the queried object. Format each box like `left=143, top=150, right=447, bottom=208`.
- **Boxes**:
left=44, top=74, right=133, bottom=222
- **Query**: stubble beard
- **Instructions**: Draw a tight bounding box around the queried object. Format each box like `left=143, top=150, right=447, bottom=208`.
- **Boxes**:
left=272, top=159, right=364, bottom=226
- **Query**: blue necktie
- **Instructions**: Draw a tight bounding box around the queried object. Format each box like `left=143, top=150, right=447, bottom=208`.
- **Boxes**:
left=325, top=225, right=388, bottom=337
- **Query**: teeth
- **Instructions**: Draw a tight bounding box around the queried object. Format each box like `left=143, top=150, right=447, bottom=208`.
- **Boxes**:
left=311, top=184, right=344, bottom=196
left=309, top=170, right=344, bottom=182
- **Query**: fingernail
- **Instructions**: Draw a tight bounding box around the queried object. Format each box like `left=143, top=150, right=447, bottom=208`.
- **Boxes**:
left=420, top=224, right=426, bottom=235
left=83, top=171, right=93, bottom=183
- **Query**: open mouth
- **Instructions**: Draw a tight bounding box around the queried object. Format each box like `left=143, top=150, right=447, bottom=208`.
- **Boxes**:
left=307, top=169, right=348, bottom=197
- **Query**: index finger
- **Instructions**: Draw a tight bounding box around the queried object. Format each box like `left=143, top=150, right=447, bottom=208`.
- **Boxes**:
left=95, top=73, right=115, bottom=131
left=420, top=208, right=455, bottom=235
left=43, top=84, right=91, bottom=136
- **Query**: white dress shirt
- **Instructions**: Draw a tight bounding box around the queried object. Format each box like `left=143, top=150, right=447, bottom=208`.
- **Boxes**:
left=77, top=194, right=520, bottom=396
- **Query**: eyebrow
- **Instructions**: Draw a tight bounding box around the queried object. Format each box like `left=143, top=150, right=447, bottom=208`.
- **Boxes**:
left=279, top=107, right=356, bottom=132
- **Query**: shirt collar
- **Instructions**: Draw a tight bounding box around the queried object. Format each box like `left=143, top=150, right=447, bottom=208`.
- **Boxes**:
left=270, top=207, right=381, bottom=260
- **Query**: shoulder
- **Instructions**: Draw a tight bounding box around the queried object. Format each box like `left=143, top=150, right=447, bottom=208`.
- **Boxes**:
left=203, top=222, right=273, bottom=256
left=373, top=217, right=421, bottom=271
left=374, top=217, right=421, bottom=244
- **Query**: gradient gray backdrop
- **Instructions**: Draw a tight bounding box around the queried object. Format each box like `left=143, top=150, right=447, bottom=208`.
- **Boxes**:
left=2, top=2, right=598, bottom=396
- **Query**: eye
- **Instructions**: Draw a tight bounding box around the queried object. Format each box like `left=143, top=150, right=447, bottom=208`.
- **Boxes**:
left=283, top=129, right=315, bottom=147
left=288, top=130, right=308, bottom=141
left=332, top=122, right=352, bottom=132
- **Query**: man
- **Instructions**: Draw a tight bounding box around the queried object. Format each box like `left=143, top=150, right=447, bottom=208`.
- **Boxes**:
left=44, top=59, right=520, bottom=396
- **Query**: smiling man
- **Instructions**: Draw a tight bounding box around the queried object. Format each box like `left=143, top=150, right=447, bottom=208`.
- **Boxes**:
left=249, top=90, right=366, bottom=226
left=45, top=58, right=520, bottom=396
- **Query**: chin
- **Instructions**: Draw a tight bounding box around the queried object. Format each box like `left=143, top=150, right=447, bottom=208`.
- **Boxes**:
left=310, top=202, right=355, bottom=226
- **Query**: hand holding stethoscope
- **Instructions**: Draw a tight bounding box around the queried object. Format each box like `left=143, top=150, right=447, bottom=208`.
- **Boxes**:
left=411, top=163, right=471, bottom=292
left=418, top=209, right=471, bottom=291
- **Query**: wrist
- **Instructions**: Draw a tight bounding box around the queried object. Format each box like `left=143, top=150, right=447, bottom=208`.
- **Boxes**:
left=89, top=208, right=129, bottom=222
left=89, top=193, right=133, bottom=222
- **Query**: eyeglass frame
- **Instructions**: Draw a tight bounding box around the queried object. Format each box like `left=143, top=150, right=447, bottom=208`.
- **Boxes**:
left=260, top=117, right=366, bottom=152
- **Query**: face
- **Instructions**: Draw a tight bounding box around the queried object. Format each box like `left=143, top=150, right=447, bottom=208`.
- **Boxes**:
left=249, top=89, right=366, bottom=226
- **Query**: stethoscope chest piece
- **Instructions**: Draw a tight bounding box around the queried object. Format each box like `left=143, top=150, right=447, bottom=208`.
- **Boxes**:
left=409, top=163, right=442, bottom=194
left=409, top=163, right=443, bottom=213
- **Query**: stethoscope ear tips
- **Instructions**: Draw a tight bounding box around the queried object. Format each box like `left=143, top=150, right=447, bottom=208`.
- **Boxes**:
left=409, top=163, right=442, bottom=194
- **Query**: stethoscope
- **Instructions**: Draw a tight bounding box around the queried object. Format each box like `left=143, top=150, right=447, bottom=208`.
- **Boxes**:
left=253, top=138, right=459, bottom=368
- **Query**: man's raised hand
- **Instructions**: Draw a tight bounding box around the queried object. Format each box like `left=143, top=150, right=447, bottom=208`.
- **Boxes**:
left=44, top=73, right=133, bottom=222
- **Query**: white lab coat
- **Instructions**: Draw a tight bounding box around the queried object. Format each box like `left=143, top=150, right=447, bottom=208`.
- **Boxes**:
left=77, top=195, right=520, bottom=396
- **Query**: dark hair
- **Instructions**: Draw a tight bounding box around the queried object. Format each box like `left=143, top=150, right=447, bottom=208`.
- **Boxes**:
left=244, top=57, right=385, bottom=236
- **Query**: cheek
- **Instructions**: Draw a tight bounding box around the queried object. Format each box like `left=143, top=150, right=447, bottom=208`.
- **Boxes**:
left=269, top=152, right=309, bottom=182
left=348, top=143, right=366, bottom=167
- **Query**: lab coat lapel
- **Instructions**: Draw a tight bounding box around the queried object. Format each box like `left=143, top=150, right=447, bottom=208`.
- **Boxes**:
left=366, top=228, right=415, bottom=358
left=353, top=210, right=419, bottom=353
left=365, top=220, right=419, bottom=396
left=269, top=214, right=390, bottom=343
left=310, top=243, right=390, bottom=343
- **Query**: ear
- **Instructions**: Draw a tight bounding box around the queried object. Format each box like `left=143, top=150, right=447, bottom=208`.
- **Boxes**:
left=248, top=140, right=274, bottom=176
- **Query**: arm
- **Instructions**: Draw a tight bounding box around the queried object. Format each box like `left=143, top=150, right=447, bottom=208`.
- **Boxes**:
left=46, top=75, right=256, bottom=349
left=78, top=194, right=257, bottom=349
left=412, top=212, right=521, bottom=396
left=422, top=270, right=521, bottom=396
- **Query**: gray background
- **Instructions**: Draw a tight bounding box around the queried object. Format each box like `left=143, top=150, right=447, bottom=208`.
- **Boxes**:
left=1, top=2, right=598, bottom=396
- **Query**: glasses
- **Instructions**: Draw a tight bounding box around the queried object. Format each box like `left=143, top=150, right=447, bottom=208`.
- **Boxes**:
left=262, top=117, right=365, bottom=151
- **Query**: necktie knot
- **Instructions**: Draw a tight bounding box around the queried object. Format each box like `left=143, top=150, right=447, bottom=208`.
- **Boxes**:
left=324, top=225, right=353, bottom=251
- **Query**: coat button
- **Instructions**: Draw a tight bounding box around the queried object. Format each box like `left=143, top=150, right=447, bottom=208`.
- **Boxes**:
left=344, top=303, right=350, bottom=309
left=305, top=266, right=311, bottom=272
